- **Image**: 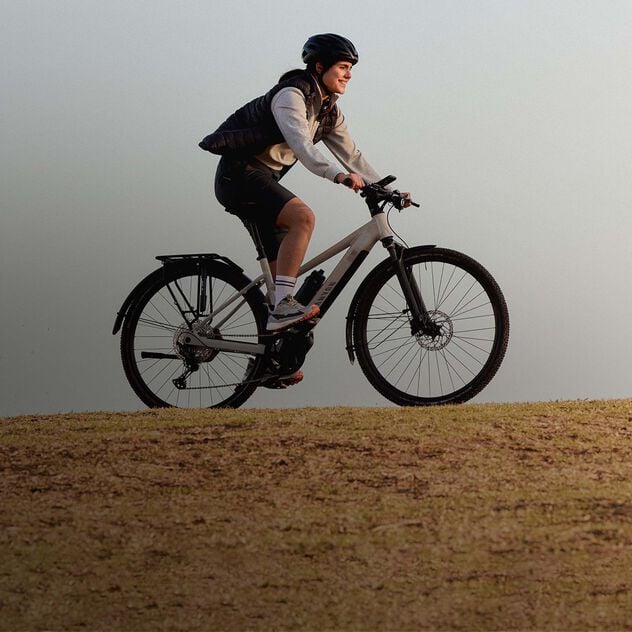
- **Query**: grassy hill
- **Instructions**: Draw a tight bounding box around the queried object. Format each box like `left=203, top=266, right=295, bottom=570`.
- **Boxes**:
left=2, top=400, right=632, bottom=630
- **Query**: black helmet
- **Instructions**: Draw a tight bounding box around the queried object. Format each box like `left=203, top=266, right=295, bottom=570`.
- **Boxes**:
left=302, top=33, right=359, bottom=67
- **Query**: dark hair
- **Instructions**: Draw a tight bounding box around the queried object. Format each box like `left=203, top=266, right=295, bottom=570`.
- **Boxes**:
left=305, top=60, right=327, bottom=74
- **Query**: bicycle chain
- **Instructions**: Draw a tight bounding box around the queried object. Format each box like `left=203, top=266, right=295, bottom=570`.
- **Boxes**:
left=174, top=377, right=270, bottom=390
left=175, top=369, right=290, bottom=390
left=177, top=332, right=280, bottom=389
left=193, top=324, right=278, bottom=340
left=181, top=324, right=316, bottom=389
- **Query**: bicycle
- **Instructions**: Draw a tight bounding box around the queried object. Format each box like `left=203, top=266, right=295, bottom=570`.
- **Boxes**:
left=112, top=176, right=509, bottom=409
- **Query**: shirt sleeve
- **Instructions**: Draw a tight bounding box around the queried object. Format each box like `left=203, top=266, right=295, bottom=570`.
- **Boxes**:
left=322, top=111, right=382, bottom=185
left=270, top=87, right=348, bottom=182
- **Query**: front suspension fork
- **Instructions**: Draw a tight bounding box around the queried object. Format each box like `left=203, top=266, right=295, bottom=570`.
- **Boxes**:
left=386, top=242, right=438, bottom=337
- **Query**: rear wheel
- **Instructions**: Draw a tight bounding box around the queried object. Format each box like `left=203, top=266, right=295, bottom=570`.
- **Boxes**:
left=353, top=247, right=509, bottom=405
left=120, top=260, right=267, bottom=408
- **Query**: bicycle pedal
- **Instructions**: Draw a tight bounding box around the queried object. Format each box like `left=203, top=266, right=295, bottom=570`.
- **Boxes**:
left=291, top=317, right=319, bottom=332
left=261, top=370, right=304, bottom=389
left=262, top=378, right=290, bottom=390
left=268, top=320, right=317, bottom=336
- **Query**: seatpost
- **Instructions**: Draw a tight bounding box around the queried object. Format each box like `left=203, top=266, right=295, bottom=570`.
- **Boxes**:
left=243, top=220, right=275, bottom=305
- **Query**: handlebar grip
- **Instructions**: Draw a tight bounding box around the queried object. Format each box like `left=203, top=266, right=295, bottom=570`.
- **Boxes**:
left=342, top=177, right=353, bottom=188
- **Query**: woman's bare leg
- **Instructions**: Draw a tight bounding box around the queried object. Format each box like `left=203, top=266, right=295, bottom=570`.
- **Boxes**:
left=274, top=197, right=315, bottom=278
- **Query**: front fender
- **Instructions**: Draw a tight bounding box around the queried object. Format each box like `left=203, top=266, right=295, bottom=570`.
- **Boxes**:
left=344, top=245, right=436, bottom=363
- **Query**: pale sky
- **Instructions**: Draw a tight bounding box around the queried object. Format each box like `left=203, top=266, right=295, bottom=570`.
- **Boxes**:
left=2, top=0, right=632, bottom=415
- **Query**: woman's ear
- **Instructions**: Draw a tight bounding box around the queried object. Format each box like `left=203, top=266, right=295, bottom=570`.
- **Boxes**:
left=315, top=62, right=324, bottom=75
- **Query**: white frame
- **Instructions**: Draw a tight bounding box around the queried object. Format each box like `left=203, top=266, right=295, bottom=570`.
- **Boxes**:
left=186, top=212, right=395, bottom=355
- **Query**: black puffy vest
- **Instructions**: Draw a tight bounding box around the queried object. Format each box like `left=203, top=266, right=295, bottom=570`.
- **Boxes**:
left=199, top=70, right=338, bottom=157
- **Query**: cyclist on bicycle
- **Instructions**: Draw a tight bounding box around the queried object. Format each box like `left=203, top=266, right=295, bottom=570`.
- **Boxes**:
left=200, top=33, right=396, bottom=333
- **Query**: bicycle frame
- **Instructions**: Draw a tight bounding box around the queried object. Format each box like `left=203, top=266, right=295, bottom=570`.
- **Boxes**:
left=187, top=212, right=396, bottom=356
left=116, top=172, right=508, bottom=409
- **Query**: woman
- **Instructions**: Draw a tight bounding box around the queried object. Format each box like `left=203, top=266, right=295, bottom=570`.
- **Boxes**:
left=200, top=34, right=395, bottom=336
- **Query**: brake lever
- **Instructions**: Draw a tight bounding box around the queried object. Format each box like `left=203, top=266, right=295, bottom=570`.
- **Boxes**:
left=391, top=190, right=420, bottom=210
left=353, top=176, right=420, bottom=207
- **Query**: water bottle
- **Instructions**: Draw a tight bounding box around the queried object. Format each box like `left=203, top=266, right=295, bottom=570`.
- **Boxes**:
left=294, top=269, right=325, bottom=304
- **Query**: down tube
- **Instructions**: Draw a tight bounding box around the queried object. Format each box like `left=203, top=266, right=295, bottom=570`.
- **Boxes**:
left=311, top=251, right=369, bottom=318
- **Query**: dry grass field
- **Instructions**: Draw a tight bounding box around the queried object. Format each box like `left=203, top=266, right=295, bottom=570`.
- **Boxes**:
left=1, top=400, right=632, bottom=630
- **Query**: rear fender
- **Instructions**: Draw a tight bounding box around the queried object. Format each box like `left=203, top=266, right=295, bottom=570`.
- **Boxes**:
left=112, top=253, right=246, bottom=335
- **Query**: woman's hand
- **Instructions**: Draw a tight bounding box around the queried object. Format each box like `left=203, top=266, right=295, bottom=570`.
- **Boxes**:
left=335, top=172, right=366, bottom=192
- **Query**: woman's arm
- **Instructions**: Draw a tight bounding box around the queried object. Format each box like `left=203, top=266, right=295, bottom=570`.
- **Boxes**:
left=322, top=112, right=382, bottom=185
left=271, top=87, right=342, bottom=181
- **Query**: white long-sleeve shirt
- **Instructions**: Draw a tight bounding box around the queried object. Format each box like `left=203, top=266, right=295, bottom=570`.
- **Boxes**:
left=255, top=84, right=382, bottom=184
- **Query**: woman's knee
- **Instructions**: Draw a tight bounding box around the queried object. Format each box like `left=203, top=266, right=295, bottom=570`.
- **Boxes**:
left=277, top=198, right=315, bottom=233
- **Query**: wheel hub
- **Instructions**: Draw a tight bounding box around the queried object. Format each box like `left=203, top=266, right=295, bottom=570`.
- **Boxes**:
left=415, top=310, right=453, bottom=351
left=173, top=322, right=220, bottom=363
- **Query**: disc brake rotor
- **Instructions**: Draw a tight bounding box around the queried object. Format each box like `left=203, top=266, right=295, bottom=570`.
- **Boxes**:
left=415, top=310, right=453, bottom=351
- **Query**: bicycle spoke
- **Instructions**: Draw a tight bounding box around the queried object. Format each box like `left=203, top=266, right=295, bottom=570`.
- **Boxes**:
left=121, top=262, right=265, bottom=408
left=354, top=248, right=508, bottom=405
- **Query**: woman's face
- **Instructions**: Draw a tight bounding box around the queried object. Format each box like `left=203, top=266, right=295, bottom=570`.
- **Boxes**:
left=318, top=61, right=353, bottom=94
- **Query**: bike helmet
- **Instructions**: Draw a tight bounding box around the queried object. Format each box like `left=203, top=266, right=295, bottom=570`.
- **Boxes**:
left=302, top=33, right=359, bottom=67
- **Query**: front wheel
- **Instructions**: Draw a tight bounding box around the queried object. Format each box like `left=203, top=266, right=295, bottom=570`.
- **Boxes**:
left=352, top=247, right=509, bottom=406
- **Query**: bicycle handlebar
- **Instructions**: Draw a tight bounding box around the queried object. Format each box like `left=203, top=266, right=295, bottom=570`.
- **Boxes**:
left=343, top=175, right=420, bottom=210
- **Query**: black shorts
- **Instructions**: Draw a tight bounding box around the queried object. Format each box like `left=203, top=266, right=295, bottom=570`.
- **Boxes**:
left=214, top=157, right=296, bottom=261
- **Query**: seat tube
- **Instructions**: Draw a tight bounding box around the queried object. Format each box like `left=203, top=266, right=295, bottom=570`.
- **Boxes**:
left=244, top=220, right=275, bottom=304
left=258, top=257, right=275, bottom=305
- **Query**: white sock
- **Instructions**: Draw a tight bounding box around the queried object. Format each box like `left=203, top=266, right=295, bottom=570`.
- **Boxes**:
left=274, top=275, right=296, bottom=307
